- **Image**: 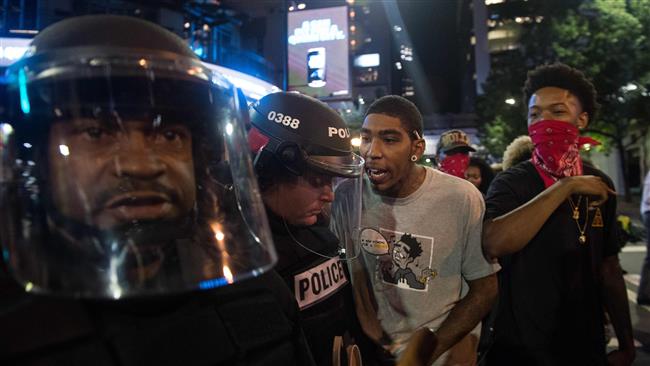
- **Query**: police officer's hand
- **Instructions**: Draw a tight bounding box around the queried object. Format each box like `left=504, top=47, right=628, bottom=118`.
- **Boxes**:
left=560, top=175, right=616, bottom=207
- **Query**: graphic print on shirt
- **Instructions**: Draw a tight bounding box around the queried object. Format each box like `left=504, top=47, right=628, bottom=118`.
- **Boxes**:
left=360, top=227, right=436, bottom=292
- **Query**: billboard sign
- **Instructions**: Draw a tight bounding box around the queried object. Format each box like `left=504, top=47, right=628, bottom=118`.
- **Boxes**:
left=287, top=6, right=350, bottom=99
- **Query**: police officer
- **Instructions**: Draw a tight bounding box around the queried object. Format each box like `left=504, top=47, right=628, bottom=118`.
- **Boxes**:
left=248, top=92, right=366, bottom=366
left=0, top=15, right=314, bottom=366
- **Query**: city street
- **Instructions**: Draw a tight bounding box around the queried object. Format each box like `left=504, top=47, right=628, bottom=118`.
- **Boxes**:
left=616, top=243, right=650, bottom=365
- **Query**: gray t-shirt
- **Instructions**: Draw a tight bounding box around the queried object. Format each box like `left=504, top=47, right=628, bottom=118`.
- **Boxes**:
left=332, top=167, right=499, bottom=363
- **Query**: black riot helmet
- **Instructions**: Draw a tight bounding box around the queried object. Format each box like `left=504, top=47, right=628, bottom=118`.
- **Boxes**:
left=249, top=92, right=364, bottom=179
left=0, top=15, right=276, bottom=298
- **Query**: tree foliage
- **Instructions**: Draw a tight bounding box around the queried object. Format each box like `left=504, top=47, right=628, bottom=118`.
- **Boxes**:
left=477, top=0, right=650, bottom=197
left=476, top=0, right=583, bottom=159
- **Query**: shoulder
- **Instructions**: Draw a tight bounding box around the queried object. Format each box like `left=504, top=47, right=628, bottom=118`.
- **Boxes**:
left=426, top=167, right=484, bottom=205
left=490, top=161, right=538, bottom=191
left=427, top=166, right=473, bottom=191
left=494, top=160, right=536, bottom=183
left=486, top=161, right=541, bottom=205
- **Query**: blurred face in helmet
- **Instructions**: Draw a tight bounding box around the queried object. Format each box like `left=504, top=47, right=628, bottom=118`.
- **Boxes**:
left=263, top=169, right=334, bottom=226
left=48, top=117, right=196, bottom=230
left=360, top=113, right=424, bottom=197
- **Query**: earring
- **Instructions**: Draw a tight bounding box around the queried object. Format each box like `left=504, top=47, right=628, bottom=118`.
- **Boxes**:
left=410, top=155, right=418, bottom=162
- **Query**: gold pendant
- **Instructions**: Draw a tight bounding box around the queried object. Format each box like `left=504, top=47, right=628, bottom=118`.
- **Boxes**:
left=592, top=208, right=604, bottom=227
left=572, top=209, right=579, bottom=220
left=579, top=235, right=586, bottom=244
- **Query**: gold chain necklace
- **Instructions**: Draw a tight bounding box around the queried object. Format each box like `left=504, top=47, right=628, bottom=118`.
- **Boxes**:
left=567, top=195, right=582, bottom=219
left=567, top=195, right=589, bottom=244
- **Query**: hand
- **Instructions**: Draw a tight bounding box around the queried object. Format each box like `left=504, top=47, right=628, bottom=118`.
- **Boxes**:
left=396, top=328, right=437, bottom=366
left=607, top=348, right=635, bottom=366
left=561, top=175, right=616, bottom=206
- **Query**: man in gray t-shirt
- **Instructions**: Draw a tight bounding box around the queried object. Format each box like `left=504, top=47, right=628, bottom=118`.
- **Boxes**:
left=331, top=95, right=498, bottom=366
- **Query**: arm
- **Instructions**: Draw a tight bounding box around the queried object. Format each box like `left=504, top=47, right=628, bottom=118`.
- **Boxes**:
left=397, top=274, right=498, bottom=366
left=601, top=256, right=635, bottom=366
left=483, top=175, right=614, bottom=259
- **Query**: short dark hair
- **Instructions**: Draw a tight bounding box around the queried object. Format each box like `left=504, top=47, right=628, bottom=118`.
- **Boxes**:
left=365, top=95, right=423, bottom=139
left=397, top=233, right=423, bottom=259
left=523, top=63, right=599, bottom=119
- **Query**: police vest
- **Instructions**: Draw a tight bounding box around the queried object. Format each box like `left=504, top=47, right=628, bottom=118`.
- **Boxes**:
left=271, top=220, right=355, bottom=365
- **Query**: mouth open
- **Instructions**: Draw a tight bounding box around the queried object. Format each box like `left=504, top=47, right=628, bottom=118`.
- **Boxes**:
left=366, top=167, right=389, bottom=184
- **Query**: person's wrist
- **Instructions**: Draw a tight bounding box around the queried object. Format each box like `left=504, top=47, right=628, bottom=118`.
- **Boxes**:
left=552, top=176, right=575, bottom=196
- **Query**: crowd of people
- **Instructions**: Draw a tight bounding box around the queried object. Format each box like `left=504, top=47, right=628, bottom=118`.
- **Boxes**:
left=0, top=14, right=638, bottom=366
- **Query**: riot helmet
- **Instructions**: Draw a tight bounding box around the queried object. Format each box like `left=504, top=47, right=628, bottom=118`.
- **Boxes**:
left=249, top=92, right=364, bottom=179
left=248, top=92, right=364, bottom=258
left=0, top=15, right=276, bottom=298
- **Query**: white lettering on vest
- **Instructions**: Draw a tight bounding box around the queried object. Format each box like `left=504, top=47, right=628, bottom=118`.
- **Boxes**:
left=294, top=256, right=348, bottom=310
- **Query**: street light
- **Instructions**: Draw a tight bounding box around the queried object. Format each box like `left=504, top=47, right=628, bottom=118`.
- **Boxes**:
left=505, top=98, right=516, bottom=105
left=297, top=3, right=306, bottom=10
left=351, top=137, right=361, bottom=147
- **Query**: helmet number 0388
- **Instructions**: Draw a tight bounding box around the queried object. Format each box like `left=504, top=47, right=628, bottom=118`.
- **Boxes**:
left=267, top=111, right=300, bottom=129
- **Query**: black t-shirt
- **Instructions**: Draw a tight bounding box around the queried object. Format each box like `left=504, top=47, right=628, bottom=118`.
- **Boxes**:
left=267, top=211, right=361, bottom=366
left=0, top=270, right=315, bottom=366
left=485, top=161, right=619, bottom=366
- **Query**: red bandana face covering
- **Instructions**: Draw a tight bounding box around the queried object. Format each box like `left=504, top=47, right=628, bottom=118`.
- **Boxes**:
left=528, top=120, right=599, bottom=187
left=439, top=153, right=470, bottom=178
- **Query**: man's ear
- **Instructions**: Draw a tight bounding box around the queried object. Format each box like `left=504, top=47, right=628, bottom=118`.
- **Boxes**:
left=577, top=111, right=589, bottom=129
left=411, top=137, right=425, bottom=159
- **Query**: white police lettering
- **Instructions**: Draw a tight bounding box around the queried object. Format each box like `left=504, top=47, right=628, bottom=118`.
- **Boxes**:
left=267, top=110, right=300, bottom=129
left=293, top=256, right=348, bottom=310
left=327, top=127, right=350, bottom=138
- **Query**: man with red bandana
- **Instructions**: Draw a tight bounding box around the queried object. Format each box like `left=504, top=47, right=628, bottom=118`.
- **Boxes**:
left=483, top=63, right=634, bottom=366
left=436, top=129, right=476, bottom=178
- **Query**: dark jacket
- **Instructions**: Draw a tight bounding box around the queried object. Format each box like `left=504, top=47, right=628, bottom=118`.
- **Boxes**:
left=0, top=267, right=315, bottom=366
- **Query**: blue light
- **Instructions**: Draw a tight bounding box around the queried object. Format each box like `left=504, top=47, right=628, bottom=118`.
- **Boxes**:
left=2, top=249, right=8, bottom=262
left=193, top=47, right=204, bottom=58
left=18, top=68, right=30, bottom=115
left=198, top=277, right=229, bottom=290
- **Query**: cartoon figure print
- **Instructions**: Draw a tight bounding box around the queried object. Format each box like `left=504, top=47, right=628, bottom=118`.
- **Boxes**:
left=360, top=228, right=436, bottom=291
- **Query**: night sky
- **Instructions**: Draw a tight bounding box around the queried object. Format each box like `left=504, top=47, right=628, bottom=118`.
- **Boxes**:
left=397, top=0, right=465, bottom=115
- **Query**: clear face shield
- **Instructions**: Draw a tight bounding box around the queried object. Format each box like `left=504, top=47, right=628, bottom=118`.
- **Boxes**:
left=327, top=159, right=364, bottom=261
left=0, top=51, right=276, bottom=298
left=307, top=153, right=364, bottom=179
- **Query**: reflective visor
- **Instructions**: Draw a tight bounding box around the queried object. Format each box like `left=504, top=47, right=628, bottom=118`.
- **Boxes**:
left=306, top=152, right=364, bottom=178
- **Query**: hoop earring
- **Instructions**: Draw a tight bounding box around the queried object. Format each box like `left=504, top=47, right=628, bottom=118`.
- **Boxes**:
left=410, top=155, right=418, bottom=162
